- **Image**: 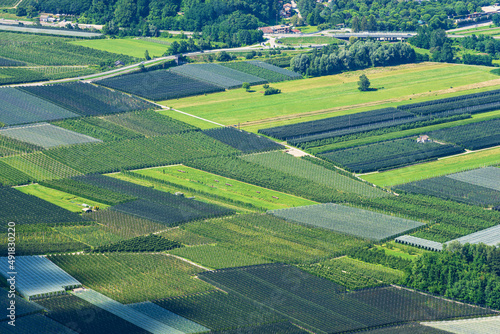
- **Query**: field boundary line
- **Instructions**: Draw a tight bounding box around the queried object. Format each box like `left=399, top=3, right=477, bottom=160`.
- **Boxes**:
left=165, top=253, right=211, bottom=271
left=169, top=108, right=225, bottom=126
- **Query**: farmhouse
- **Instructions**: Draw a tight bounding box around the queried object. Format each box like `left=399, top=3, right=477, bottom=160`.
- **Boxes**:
left=258, top=25, right=292, bottom=34
left=416, top=135, right=430, bottom=143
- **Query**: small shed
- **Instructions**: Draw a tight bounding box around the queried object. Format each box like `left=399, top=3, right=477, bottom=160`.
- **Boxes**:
left=417, top=135, right=430, bottom=143
left=114, top=60, right=125, bottom=66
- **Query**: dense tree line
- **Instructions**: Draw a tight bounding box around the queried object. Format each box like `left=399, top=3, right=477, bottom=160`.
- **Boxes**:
left=409, top=27, right=454, bottom=63
left=404, top=243, right=500, bottom=309
left=290, top=41, right=416, bottom=77
left=295, top=0, right=487, bottom=32
left=19, top=0, right=274, bottom=47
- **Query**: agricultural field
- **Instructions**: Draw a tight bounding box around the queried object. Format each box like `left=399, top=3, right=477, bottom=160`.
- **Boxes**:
left=0, top=32, right=136, bottom=66
left=0, top=160, right=32, bottom=185
left=96, top=69, right=224, bottom=101
left=349, top=286, right=494, bottom=321
left=20, top=82, right=155, bottom=117
left=241, top=151, right=388, bottom=198
left=26, top=65, right=96, bottom=80
left=186, top=155, right=383, bottom=204
left=249, top=61, right=302, bottom=79
left=427, top=118, right=500, bottom=150
left=183, top=213, right=368, bottom=264
left=71, top=37, right=173, bottom=58
left=298, top=256, right=405, bottom=290
left=396, top=175, right=500, bottom=207
left=168, top=245, right=269, bottom=269
left=0, top=224, right=86, bottom=256
left=93, top=234, right=180, bottom=253
left=320, top=138, right=464, bottom=173
left=363, top=146, right=500, bottom=187
left=182, top=63, right=267, bottom=86
left=170, top=64, right=255, bottom=89
left=398, top=88, right=500, bottom=117
left=222, top=61, right=291, bottom=82
left=55, top=223, right=123, bottom=247
left=212, top=322, right=309, bottom=334
left=199, top=264, right=398, bottom=334
left=361, top=323, right=449, bottom=334
left=0, top=186, right=84, bottom=226
left=17, top=183, right=111, bottom=213
left=307, top=108, right=500, bottom=154
left=157, top=227, right=215, bottom=246
left=74, top=289, right=188, bottom=334
left=155, top=290, right=287, bottom=332
left=49, top=253, right=213, bottom=304
left=77, top=174, right=234, bottom=225
left=447, top=166, right=500, bottom=191
left=259, top=107, right=414, bottom=141
left=85, top=210, right=169, bottom=239
left=166, top=63, right=500, bottom=127
left=40, top=178, right=137, bottom=205
left=37, top=294, right=151, bottom=334
left=128, top=165, right=316, bottom=211
left=0, top=0, right=19, bottom=7
left=0, top=67, right=48, bottom=85
left=52, top=117, right=144, bottom=142
left=0, top=123, right=101, bottom=149
left=1, top=152, right=82, bottom=182
left=45, top=131, right=239, bottom=174
left=0, top=88, right=77, bottom=126
left=203, top=127, right=283, bottom=153
left=364, top=194, right=500, bottom=243
left=0, top=56, right=25, bottom=66
left=103, top=110, right=197, bottom=137
left=268, top=203, right=425, bottom=241
left=0, top=314, right=78, bottom=334
left=0, top=133, right=42, bottom=157
left=422, top=316, right=500, bottom=333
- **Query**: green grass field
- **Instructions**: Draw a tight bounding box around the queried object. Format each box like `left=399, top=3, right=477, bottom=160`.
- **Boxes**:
left=362, top=146, right=500, bottom=187
left=16, top=184, right=110, bottom=212
left=297, top=26, right=319, bottom=33
left=165, top=63, right=500, bottom=130
left=130, top=165, right=316, bottom=211
left=108, top=172, right=265, bottom=213
left=70, top=37, right=178, bottom=58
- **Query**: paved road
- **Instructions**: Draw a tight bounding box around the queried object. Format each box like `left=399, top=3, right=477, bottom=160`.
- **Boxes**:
left=447, top=21, right=494, bottom=32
